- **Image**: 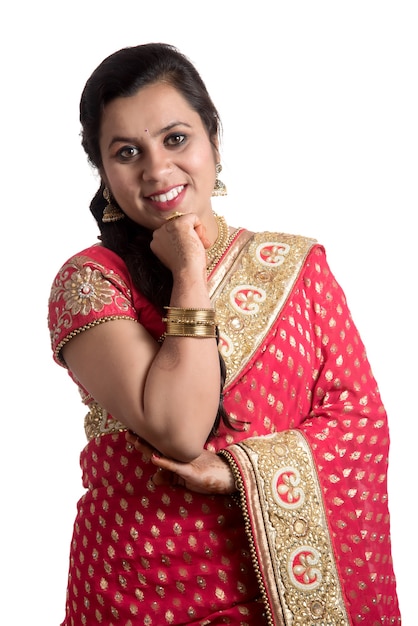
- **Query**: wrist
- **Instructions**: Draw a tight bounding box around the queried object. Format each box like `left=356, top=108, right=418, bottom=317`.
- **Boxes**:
left=163, top=307, right=217, bottom=338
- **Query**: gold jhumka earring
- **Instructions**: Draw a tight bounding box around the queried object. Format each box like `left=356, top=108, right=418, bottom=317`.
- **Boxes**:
left=102, top=187, right=125, bottom=223
left=212, top=163, right=227, bottom=197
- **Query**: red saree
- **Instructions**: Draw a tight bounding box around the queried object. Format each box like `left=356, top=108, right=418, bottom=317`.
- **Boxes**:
left=48, top=229, right=401, bottom=625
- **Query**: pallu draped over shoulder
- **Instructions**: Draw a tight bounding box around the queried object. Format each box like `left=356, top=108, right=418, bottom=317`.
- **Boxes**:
left=48, top=229, right=401, bottom=625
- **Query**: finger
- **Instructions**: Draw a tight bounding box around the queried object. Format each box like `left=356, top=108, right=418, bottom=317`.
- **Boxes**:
left=151, top=454, right=194, bottom=483
left=171, top=474, right=186, bottom=487
left=152, top=468, right=186, bottom=488
left=125, top=431, right=137, bottom=444
left=126, top=434, right=155, bottom=459
left=194, top=224, right=211, bottom=249
left=126, top=431, right=143, bottom=452
left=165, top=211, right=185, bottom=221
left=151, top=452, right=181, bottom=472
left=151, top=468, right=173, bottom=486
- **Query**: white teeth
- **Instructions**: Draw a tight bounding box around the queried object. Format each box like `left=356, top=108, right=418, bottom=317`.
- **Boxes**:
left=150, top=185, right=184, bottom=202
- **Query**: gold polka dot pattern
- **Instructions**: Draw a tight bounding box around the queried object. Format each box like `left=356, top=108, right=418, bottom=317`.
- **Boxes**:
left=62, top=433, right=266, bottom=624
left=52, top=233, right=400, bottom=624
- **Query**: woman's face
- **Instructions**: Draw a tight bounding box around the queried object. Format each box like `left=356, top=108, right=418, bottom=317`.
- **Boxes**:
left=99, top=82, right=219, bottom=230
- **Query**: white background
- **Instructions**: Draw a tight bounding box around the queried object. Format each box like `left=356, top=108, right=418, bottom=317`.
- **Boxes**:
left=1, top=1, right=416, bottom=624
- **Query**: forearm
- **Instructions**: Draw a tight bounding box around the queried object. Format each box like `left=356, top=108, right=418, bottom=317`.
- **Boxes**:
left=142, top=270, right=221, bottom=461
left=143, top=339, right=220, bottom=459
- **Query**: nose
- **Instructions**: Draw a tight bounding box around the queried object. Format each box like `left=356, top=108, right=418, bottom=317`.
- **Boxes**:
left=141, top=146, right=172, bottom=182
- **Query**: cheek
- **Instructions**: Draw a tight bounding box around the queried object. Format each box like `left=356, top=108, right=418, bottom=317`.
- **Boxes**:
left=189, top=145, right=216, bottom=181
left=103, top=165, right=133, bottom=195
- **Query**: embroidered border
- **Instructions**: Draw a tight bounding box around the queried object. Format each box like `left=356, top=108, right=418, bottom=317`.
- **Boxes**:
left=84, top=401, right=126, bottom=441
left=212, top=232, right=316, bottom=387
left=226, top=431, right=350, bottom=625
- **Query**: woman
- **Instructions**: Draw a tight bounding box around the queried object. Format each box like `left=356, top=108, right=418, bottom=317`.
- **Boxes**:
left=48, top=43, right=401, bottom=625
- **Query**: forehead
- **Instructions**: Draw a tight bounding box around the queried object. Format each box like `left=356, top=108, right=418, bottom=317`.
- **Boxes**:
left=100, top=82, right=203, bottom=135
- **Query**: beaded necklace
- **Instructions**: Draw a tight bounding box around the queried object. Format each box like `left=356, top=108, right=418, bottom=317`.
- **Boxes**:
left=206, top=213, right=236, bottom=275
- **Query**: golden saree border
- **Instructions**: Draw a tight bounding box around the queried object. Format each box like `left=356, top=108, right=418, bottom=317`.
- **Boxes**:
left=211, top=231, right=316, bottom=388
left=221, top=431, right=350, bottom=626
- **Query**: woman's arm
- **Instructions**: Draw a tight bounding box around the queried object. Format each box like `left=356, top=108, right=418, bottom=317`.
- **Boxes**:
left=125, top=432, right=236, bottom=494
left=62, top=214, right=221, bottom=462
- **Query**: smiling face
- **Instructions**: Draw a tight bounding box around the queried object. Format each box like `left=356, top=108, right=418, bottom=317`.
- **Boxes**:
left=99, top=82, right=219, bottom=230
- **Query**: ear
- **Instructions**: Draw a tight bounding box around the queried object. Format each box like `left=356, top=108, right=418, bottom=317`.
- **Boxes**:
left=215, top=153, right=221, bottom=167
left=99, top=169, right=109, bottom=188
left=211, top=135, right=220, bottom=163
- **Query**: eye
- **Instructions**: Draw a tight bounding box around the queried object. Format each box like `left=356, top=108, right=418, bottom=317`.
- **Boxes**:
left=117, top=145, right=140, bottom=160
left=165, top=133, right=186, bottom=146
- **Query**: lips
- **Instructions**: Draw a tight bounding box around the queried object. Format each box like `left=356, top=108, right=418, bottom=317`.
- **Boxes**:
left=149, top=185, right=185, bottom=203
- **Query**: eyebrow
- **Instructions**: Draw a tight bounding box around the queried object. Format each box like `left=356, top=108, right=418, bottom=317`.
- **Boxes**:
left=107, top=121, right=192, bottom=150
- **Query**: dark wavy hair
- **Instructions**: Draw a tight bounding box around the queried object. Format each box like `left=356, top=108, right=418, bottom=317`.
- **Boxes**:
left=79, top=43, right=235, bottom=437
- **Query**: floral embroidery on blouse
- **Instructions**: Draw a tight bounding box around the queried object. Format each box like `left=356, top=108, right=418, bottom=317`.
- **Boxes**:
left=62, top=265, right=116, bottom=315
left=48, top=255, right=137, bottom=363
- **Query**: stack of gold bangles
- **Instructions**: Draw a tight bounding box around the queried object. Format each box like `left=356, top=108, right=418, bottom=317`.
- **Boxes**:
left=163, top=307, right=217, bottom=338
